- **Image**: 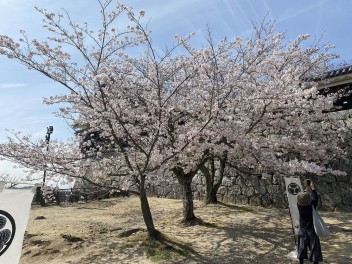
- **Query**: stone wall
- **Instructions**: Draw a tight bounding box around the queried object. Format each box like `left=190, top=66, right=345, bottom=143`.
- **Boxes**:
left=145, top=170, right=352, bottom=211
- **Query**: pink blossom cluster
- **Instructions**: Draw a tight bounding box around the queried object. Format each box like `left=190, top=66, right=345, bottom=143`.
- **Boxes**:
left=0, top=1, right=346, bottom=189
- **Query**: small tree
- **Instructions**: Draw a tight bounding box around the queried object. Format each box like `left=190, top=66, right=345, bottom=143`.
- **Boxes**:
left=0, top=172, right=10, bottom=182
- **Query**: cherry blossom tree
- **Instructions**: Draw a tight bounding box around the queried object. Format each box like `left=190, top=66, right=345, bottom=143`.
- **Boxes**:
left=0, top=0, right=219, bottom=236
left=172, top=21, right=346, bottom=214
left=0, top=0, right=168, bottom=239
left=0, top=0, right=346, bottom=233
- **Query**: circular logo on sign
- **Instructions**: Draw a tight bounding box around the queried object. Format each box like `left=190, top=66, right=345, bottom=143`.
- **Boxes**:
left=287, top=183, right=301, bottom=195
left=0, top=210, right=16, bottom=256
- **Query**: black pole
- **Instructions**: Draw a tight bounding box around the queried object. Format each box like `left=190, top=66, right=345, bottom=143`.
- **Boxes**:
left=41, top=126, right=53, bottom=206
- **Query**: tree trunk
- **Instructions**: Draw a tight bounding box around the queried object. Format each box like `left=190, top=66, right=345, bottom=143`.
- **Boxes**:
left=180, top=176, right=195, bottom=221
left=172, top=167, right=197, bottom=222
left=205, top=182, right=218, bottom=204
left=138, top=175, right=160, bottom=240
left=200, top=154, right=227, bottom=204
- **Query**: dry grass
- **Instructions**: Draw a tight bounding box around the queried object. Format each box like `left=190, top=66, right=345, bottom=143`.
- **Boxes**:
left=20, top=196, right=352, bottom=264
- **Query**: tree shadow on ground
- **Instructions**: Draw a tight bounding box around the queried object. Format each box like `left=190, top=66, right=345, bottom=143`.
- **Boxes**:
left=216, top=201, right=255, bottom=212
left=166, top=201, right=352, bottom=264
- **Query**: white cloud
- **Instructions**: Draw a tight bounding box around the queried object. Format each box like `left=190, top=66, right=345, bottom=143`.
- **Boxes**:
left=0, top=83, right=28, bottom=89
left=277, top=1, right=325, bottom=23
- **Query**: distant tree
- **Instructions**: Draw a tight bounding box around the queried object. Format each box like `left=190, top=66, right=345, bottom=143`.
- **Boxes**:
left=0, top=172, right=10, bottom=181
left=0, top=171, right=23, bottom=188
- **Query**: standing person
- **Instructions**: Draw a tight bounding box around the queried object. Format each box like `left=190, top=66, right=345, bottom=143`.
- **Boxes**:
left=297, top=180, right=323, bottom=264
left=35, top=186, right=42, bottom=204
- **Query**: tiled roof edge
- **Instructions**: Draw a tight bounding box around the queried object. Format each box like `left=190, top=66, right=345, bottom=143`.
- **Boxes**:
left=324, top=65, right=352, bottom=79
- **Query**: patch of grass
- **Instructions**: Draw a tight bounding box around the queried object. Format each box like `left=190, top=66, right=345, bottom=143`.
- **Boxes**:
left=146, top=245, right=181, bottom=262
left=125, top=231, right=149, bottom=244
left=146, top=236, right=195, bottom=262
left=126, top=231, right=195, bottom=262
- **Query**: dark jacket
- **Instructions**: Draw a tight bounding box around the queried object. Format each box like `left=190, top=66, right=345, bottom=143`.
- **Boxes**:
left=297, top=189, right=319, bottom=232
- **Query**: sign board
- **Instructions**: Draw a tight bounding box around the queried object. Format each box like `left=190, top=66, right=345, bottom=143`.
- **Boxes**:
left=0, top=184, right=35, bottom=264
left=284, top=177, right=303, bottom=235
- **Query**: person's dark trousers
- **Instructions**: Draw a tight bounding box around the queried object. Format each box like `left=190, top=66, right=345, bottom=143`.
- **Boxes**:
left=299, top=260, right=318, bottom=264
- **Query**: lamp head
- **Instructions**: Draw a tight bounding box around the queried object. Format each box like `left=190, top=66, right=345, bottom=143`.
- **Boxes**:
left=47, top=126, right=54, bottom=134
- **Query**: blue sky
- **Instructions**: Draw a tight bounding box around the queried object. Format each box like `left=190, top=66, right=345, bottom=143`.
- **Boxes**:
left=0, top=0, right=351, bottom=176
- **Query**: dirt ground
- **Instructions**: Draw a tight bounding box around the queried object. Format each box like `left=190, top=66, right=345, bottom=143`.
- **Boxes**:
left=20, top=196, right=352, bottom=264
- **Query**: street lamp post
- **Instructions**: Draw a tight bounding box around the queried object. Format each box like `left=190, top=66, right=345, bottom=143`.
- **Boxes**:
left=40, top=126, right=53, bottom=206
